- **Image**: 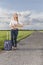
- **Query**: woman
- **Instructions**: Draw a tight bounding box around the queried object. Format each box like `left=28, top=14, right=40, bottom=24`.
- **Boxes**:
left=9, top=13, right=23, bottom=49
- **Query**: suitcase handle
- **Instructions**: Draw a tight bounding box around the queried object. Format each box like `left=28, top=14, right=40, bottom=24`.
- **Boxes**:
left=7, top=31, right=10, bottom=40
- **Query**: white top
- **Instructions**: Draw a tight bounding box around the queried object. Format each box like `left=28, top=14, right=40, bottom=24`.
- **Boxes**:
left=9, top=19, right=23, bottom=29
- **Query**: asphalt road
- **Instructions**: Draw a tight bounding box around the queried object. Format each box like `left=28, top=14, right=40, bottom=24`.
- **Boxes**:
left=0, top=31, right=43, bottom=65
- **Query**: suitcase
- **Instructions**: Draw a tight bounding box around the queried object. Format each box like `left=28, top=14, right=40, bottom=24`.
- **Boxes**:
left=4, top=31, right=12, bottom=51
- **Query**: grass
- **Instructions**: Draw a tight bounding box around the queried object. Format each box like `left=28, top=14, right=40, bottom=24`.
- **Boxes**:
left=39, top=30, right=43, bottom=32
left=17, top=30, right=34, bottom=41
left=0, top=30, right=34, bottom=50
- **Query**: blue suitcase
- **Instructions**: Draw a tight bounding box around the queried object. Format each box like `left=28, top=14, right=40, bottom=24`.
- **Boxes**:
left=4, top=31, right=12, bottom=51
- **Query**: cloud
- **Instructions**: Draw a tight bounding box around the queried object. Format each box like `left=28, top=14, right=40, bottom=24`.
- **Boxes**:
left=0, top=8, right=16, bottom=22
left=30, top=12, right=43, bottom=21
left=18, top=11, right=31, bottom=25
left=0, top=8, right=43, bottom=30
left=0, top=8, right=10, bottom=22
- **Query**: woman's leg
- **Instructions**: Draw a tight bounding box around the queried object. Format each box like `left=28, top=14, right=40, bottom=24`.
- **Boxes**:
left=11, top=30, right=14, bottom=46
left=14, top=29, right=18, bottom=47
left=14, top=36, right=17, bottom=47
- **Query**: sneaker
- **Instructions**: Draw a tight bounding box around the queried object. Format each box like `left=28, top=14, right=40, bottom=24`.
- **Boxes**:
left=12, top=46, right=15, bottom=50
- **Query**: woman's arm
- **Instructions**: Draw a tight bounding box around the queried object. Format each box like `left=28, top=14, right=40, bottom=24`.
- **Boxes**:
left=15, top=23, right=23, bottom=27
left=10, top=23, right=18, bottom=29
left=9, top=21, right=24, bottom=29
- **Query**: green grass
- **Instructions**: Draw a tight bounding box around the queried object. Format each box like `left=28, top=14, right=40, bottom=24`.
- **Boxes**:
left=0, top=30, right=34, bottom=50
left=39, top=30, right=43, bottom=32
left=17, top=30, right=34, bottom=41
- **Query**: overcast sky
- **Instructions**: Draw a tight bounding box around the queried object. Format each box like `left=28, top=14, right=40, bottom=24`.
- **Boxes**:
left=0, top=0, right=43, bottom=30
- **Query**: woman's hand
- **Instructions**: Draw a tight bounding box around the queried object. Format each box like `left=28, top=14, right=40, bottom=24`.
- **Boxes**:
left=16, top=23, right=23, bottom=27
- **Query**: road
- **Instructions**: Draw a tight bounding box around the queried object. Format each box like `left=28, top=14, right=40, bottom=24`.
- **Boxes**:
left=0, top=31, right=43, bottom=65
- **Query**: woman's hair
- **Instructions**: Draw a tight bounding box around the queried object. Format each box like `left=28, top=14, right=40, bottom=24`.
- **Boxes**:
left=13, top=13, right=18, bottom=21
left=13, top=13, right=18, bottom=17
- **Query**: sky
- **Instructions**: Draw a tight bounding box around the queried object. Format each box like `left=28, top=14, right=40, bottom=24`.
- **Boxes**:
left=0, top=0, right=43, bottom=30
left=0, top=0, right=43, bottom=12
